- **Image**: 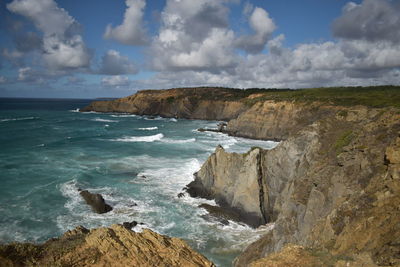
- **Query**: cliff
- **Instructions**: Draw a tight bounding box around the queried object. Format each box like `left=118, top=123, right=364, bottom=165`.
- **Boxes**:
left=0, top=224, right=215, bottom=267
left=81, top=87, right=250, bottom=121
left=188, top=107, right=400, bottom=266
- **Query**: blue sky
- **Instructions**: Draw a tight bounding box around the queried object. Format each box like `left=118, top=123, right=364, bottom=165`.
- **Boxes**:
left=0, top=0, right=399, bottom=98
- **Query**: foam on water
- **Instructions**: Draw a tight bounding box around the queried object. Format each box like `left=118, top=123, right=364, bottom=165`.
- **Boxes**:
left=91, top=118, right=118, bottom=123
left=111, top=133, right=164, bottom=142
left=0, top=116, right=39, bottom=122
left=161, top=138, right=196, bottom=144
left=137, top=127, right=158, bottom=130
left=111, top=114, right=137, bottom=118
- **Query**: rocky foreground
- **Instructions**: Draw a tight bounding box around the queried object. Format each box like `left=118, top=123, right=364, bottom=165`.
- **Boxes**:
left=82, top=87, right=400, bottom=266
left=0, top=224, right=215, bottom=267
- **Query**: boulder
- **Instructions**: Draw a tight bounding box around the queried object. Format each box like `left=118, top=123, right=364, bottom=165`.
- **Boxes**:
left=79, top=190, right=113, bottom=214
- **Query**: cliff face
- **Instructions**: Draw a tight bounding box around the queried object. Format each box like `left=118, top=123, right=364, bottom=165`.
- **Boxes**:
left=0, top=224, right=215, bottom=267
left=188, top=107, right=400, bottom=266
left=187, top=146, right=267, bottom=227
left=81, top=87, right=249, bottom=121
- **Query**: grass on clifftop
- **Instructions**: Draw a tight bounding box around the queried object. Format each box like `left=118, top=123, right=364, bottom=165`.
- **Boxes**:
left=243, top=85, right=400, bottom=108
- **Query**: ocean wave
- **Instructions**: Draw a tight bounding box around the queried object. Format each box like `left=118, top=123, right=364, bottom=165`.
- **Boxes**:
left=57, top=180, right=145, bottom=233
left=137, top=127, right=158, bottom=130
left=91, top=118, right=118, bottom=123
left=111, top=133, right=164, bottom=142
left=69, top=108, right=80, bottom=112
left=169, top=118, right=178, bottom=122
left=161, top=138, right=196, bottom=144
left=0, top=117, right=39, bottom=122
left=111, top=114, right=137, bottom=118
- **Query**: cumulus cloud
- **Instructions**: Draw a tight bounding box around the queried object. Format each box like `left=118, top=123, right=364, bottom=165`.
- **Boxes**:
left=7, top=0, right=92, bottom=69
left=151, top=0, right=237, bottom=72
left=104, top=0, right=148, bottom=45
left=332, top=0, right=400, bottom=43
left=101, top=75, right=131, bottom=87
left=98, top=50, right=138, bottom=75
left=236, top=7, right=276, bottom=53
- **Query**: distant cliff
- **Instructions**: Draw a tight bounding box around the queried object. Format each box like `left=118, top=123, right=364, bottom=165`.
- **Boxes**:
left=0, top=224, right=215, bottom=267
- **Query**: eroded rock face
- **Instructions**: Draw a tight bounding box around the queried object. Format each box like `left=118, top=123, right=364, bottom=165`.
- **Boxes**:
left=80, top=87, right=248, bottom=121
left=187, top=146, right=267, bottom=227
left=187, top=106, right=400, bottom=266
left=0, top=224, right=215, bottom=267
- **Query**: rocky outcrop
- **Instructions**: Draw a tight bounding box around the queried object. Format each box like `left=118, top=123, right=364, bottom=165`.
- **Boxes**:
left=0, top=224, right=215, bottom=267
left=79, top=190, right=113, bottom=214
left=81, top=87, right=249, bottom=121
left=188, top=106, right=400, bottom=266
left=186, top=146, right=267, bottom=227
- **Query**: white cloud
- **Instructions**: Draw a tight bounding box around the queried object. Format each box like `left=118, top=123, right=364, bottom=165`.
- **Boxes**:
left=151, top=0, right=237, bottom=72
left=101, top=75, right=131, bottom=87
left=0, top=76, right=7, bottom=84
left=7, top=0, right=91, bottom=69
left=98, top=50, right=138, bottom=75
left=104, top=0, right=148, bottom=45
left=236, top=7, right=276, bottom=53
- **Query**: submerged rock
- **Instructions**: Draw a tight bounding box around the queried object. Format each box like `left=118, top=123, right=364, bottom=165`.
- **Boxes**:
left=0, top=224, right=215, bottom=267
left=79, top=190, right=113, bottom=214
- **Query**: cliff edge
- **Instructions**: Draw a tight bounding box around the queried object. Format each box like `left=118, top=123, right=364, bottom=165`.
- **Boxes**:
left=0, top=224, right=215, bottom=267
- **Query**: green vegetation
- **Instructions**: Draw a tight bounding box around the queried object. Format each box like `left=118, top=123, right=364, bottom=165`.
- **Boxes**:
left=141, top=85, right=400, bottom=108
left=166, top=96, right=175, bottom=103
left=243, top=85, right=400, bottom=108
left=334, top=130, right=354, bottom=155
left=337, top=110, right=348, bottom=117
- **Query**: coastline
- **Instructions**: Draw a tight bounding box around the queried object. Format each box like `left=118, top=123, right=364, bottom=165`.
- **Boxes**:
left=2, top=86, right=400, bottom=266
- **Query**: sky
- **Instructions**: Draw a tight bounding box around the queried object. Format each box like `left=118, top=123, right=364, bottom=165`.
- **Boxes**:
left=0, top=0, right=400, bottom=98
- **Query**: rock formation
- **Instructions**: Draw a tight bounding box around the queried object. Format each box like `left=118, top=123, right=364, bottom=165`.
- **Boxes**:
left=189, top=107, right=400, bottom=266
left=0, top=224, right=215, bottom=267
left=79, top=190, right=113, bottom=214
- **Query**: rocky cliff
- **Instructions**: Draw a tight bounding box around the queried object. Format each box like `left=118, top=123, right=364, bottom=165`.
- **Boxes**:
left=188, top=107, right=400, bottom=266
left=81, top=87, right=249, bottom=121
left=0, top=224, right=215, bottom=267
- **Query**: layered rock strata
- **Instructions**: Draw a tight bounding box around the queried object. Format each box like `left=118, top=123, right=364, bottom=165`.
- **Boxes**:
left=188, top=108, right=400, bottom=266
left=0, top=224, right=215, bottom=267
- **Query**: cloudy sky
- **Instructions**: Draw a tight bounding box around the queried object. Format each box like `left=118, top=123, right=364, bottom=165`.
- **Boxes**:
left=0, top=0, right=399, bottom=98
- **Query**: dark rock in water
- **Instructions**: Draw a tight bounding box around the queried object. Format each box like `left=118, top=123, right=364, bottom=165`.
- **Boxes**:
left=201, top=214, right=230, bottom=226
left=217, top=122, right=227, bottom=131
left=79, top=190, right=113, bottom=214
left=199, top=203, right=242, bottom=225
left=122, top=221, right=138, bottom=230
left=177, top=192, right=185, bottom=198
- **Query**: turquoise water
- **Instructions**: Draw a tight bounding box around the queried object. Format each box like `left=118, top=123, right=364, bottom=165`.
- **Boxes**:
left=0, top=98, right=277, bottom=266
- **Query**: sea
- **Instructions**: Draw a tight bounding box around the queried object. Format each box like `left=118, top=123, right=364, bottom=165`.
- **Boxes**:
left=0, top=98, right=278, bottom=266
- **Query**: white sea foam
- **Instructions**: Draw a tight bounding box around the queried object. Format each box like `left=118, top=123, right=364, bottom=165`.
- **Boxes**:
left=57, top=179, right=144, bottom=233
left=169, top=118, right=178, bottom=122
left=111, top=114, right=137, bottom=118
left=91, top=118, right=118, bottom=123
left=0, top=117, right=38, bottom=122
left=69, top=108, right=80, bottom=112
left=161, top=138, right=196, bottom=144
left=137, top=127, right=158, bottom=130
left=112, top=133, right=164, bottom=142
